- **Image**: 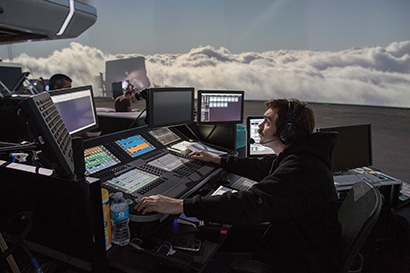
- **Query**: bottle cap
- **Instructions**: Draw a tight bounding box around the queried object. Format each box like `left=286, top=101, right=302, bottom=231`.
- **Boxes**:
left=114, top=192, right=123, bottom=199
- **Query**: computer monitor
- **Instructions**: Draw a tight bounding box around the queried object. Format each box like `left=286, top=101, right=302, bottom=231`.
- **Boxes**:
left=146, top=87, right=195, bottom=129
left=0, top=63, right=25, bottom=93
left=48, top=85, right=98, bottom=137
left=197, top=90, right=244, bottom=124
left=317, top=124, right=372, bottom=172
left=246, top=115, right=275, bottom=157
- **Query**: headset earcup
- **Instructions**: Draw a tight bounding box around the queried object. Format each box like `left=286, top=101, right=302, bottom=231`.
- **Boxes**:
left=279, top=123, right=297, bottom=144
left=279, top=100, right=298, bottom=144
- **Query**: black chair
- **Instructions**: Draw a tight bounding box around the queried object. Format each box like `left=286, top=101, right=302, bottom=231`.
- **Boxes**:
left=231, top=180, right=382, bottom=273
left=338, top=180, right=382, bottom=273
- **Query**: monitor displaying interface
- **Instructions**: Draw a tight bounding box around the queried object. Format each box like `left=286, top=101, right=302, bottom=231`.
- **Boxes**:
left=317, top=124, right=372, bottom=172
left=246, top=115, right=275, bottom=157
left=147, top=87, right=195, bottom=129
left=83, top=132, right=156, bottom=175
left=84, top=145, right=121, bottom=175
left=48, top=85, right=98, bottom=137
left=197, top=90, right=244, bottom=124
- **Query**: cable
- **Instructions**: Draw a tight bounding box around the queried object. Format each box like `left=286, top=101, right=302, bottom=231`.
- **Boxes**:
left=205, top=124, right=217, bottom=141
left=0, top=141, right=21, bottom=147
left=3, top=233, right=43, bottom=273
left=31, top=151, right=43, bottom=174
left=183, top=124, right=201, bottom=142
left=128, top=107, right=146, bottom=129
left=0, top=142, right=38, bottom=154
left=0, top=211, right=33, bottom=240
left=1, top=212, right=42, bottom=272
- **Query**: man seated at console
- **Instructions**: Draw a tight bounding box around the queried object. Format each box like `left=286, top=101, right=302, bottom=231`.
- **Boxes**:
left=114, top=89, right=136, bottom=112
left=135, top=98, right=342, bottom=273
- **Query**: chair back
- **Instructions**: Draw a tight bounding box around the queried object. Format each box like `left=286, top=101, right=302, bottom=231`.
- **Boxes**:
left=338, top=180, right=382, bottom=273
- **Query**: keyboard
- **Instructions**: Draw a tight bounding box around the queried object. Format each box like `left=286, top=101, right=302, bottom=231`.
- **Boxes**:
left=400, top=182, right=410, bottom=201
left=19, top=92, right=75, bottom=177
left=333, top=172, right=383, bottom=186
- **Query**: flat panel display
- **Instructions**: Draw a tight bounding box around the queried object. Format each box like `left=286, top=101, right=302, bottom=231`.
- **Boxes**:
left=147, top=154, right=189, bottom=172
left=105, top=169, right=158, bottom=195
left=149, top=127, right=181, bottom=146
left=246, top=115, right=275, bottom=157
left=147, top=87, right=195, bottom=129
left=84, top=146, right=121, bottom=175
left=116, top=134, right=155, bottom=158
left=197, top=90, right=244, bottom=124
left=48, top=85, right=98, bottom=137
left=317, top=124, right=372, bottom=172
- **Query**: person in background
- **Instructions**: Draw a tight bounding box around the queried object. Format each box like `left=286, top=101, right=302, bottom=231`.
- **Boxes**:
left=114, top=90, right=136, bottom=112
left=135, top=98, right=342, bottom=273
left=49, top=74, right=72, bottom=90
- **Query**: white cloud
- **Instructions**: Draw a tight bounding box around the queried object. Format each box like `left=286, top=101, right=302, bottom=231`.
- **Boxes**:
left=8, top=41, right=410, bottom=107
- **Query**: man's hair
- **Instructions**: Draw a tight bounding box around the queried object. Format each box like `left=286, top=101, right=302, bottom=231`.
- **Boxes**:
left=265, top=98, right=316, bottom=141
left=49, top=74, right=72, bottom=90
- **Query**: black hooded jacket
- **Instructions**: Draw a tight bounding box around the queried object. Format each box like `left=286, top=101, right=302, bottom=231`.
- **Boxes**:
left=184, top=132, right=341, bottom=272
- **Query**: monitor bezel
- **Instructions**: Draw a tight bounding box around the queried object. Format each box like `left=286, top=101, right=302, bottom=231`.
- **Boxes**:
left=48, top=85, right=99, bottom=137
left=146, top=87, right=195, bottom=129
left=246, top=115, right=275, bottom=157
left=317, top=123, right=373, bottom=172
left=197, top=90, right=245, bottom=125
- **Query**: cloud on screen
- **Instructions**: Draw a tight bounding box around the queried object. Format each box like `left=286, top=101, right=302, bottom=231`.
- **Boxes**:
left=11, top=40, right=410, bottom=107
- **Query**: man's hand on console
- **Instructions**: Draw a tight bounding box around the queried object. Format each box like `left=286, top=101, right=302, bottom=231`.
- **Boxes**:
left=135, top=194, right=184, bottom=215
left=189, top=150, right=221, bottom=165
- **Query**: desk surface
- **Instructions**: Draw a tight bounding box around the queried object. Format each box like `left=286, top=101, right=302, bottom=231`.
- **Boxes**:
left=107, top=213, right=229, bottom=272
left=104, top=166, right=228, bottom=273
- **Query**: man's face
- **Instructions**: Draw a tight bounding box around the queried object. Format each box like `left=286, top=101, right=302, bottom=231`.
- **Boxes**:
left=62, top=80, right=72, bottom=89
left=258, top=108, right=278, bottom=142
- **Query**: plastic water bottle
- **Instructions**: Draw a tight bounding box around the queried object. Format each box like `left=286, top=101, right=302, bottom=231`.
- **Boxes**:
left=110, top=192, right=130, bottom=246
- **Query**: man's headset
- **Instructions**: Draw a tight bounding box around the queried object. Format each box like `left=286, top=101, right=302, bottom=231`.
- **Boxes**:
left=278, top=100, right=297, bottom=145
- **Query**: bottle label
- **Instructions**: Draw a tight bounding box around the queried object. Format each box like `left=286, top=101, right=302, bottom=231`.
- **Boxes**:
left=111, top=209, right=129, bottom=221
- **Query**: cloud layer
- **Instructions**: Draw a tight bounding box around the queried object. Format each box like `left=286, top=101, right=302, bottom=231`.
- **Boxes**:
left=9, top=40, right=410, bottom=107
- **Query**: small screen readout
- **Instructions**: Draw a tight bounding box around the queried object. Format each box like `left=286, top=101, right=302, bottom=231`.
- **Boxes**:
left=147, top=153, right=188, bottom=172
left=105, top=169, right=158, bottom=194
left=84, top=146, right=120, bottom=174
left=116, top=135, right=155, bottom=157
left=149, top=127, right=181, bottom=146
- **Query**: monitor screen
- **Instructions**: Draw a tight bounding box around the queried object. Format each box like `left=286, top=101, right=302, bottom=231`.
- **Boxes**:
left=197, top=90, right=244, bottom=124
left=246, top=115, right=275, bottom=157
left=147, top=87, right=195, bottom=129
left=84, top=145, right=121, bottom=175
left=317, top=124, right=372, bottom=172
left=0, top=63, right=24, bottom=93
left=116, top=134, right=155, bottom=158
left=48, top=85, right=98, bottom=137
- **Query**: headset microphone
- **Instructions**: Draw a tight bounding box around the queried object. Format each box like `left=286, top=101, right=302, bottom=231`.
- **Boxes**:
left=248, top=137, right=279, bottom=145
